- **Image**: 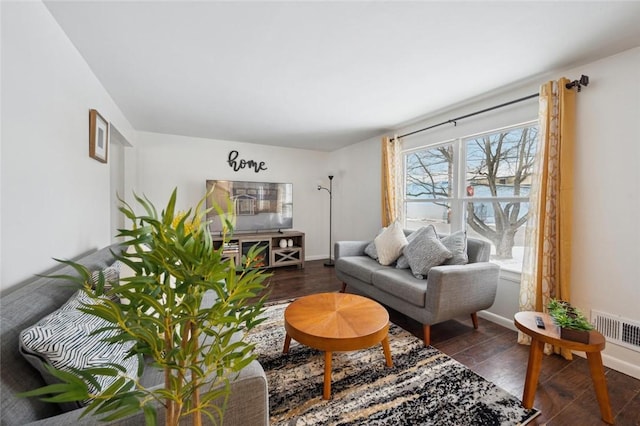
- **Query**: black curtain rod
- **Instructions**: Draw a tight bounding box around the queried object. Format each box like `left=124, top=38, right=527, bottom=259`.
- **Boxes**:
left=396, top=75, right=589, bottom=140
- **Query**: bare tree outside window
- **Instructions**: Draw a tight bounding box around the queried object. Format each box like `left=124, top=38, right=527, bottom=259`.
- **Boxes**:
left=405, top=144, right=454, bottom=234
left=406, top=144, right=453, bottom=200
left=466, top=126, right=538, bottom=258
left=403, top=123, right=538, bottom=267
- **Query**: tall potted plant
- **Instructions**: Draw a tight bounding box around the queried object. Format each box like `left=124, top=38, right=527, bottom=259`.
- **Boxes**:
left=21, top=189, right=269, bottom=425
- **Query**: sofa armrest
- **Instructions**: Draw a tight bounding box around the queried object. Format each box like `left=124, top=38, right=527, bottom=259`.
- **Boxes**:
left=25, top=359, right=268, bottom=426
left=424, top=262, right=500, bottom=324
left=334, top=241, right=369, bottom=260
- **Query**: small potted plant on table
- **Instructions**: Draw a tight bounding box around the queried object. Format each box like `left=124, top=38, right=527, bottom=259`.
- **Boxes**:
left=547, top=299, right=594, bottom=344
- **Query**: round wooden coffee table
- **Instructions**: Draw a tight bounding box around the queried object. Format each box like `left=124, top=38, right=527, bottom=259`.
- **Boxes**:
left=283, top=292, right=393, bottom=399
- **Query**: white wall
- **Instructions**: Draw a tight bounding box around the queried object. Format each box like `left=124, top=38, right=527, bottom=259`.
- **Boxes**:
left=332, top=47, right=640, bottom=379
left=568, top=48, right=640, bottom=377
left=0, top=1, right=136, bottom=292
left=133, top=132, right=331, bottom=261
left=329, top=137, right=382, bottom=241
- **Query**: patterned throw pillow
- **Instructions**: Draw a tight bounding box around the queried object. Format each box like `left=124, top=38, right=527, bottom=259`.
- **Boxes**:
left=19, top=290, right=139, bottom=411
left=441, top=231, right=469, bottom=265
left=91, top=262, right=120, bottom=296
left=403, top=225, right=452, bottom=278
left=374, top=221, right=408, bottom=266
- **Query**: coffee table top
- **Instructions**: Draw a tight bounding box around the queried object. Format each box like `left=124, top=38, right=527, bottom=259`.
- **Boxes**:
left=284, top=292, right=389, bottom=352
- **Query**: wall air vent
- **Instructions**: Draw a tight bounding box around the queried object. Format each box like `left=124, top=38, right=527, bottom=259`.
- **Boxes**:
left=591, top=310, right=640, bottom=353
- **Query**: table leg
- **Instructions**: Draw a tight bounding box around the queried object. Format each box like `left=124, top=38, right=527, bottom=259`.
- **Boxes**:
left=381, top=337, right=393, bottom=367
left=522, top=338, right=544, bottom=408
left=283, top=334, right=291, bottom=354
left=323, top=351, right=332, bottom=400
left=586, top=351, right=614, bottom=424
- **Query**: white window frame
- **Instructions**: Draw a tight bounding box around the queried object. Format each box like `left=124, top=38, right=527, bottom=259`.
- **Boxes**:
left=401, top=119, right=538, bottom=275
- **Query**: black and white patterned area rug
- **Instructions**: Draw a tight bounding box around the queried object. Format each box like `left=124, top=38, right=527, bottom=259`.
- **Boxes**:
left=245, top=301, right=540, bottom=426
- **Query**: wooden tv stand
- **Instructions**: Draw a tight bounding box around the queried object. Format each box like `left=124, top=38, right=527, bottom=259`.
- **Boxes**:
left=211, top=230, right=305, bottom=269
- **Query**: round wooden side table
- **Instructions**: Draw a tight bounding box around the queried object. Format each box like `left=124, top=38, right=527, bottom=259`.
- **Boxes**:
left=514, top=311, right=614, bottom=424
left=283, top=292, right=393, bottom=399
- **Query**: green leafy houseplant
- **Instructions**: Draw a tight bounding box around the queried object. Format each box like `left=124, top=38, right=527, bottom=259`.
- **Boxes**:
left=20, top=189, right=270, bottom=426
left=547, top=299, right=593, bottom=343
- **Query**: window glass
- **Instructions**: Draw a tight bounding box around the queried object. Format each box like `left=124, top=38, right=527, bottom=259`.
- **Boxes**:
left=402, top=122, right=538, bottom=273
left=464, top=201, right=530, bottom=271
left=405, top=144, right=454, bottom=200
left=405, top=202, right=451, bottom=234
left=465, top=126, right=537, bottom=198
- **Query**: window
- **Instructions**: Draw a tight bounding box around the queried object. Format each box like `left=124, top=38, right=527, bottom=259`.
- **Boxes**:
left=402, top=121, right=538, bottom=272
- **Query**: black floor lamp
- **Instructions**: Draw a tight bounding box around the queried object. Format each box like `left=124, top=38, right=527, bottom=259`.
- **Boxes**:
left=317, top=175, right=334, bottom=267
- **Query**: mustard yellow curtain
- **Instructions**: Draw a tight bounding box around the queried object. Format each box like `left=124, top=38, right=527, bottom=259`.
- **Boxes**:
left=519, top=78, right=576, bottom=359
left=381, top=136, right=402, bottom=227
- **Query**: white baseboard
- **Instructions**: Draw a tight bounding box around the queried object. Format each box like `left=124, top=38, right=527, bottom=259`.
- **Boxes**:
left=304, top=255, right=328, bottom=261
left=600, top=353, right=640, bottom=380
left=478, top=310, right=517, bottom=332
left=478, top=311, right=640, bottom=381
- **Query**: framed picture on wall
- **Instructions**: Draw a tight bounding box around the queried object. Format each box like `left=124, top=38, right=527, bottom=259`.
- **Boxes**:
left=89, top=109, right=109, bottom=163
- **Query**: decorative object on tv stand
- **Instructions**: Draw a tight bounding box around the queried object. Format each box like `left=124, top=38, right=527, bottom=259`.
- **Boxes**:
left=88, top=109, right=109, bottom=163
left=317, top=175, right=334, bottom=267
left=279, top=239, right=288, bottom=248
left=287, top=239, right=293, bottom=247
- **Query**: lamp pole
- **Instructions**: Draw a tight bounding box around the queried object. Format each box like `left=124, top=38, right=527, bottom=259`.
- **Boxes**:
left=318, top=175, right=334, bottom=267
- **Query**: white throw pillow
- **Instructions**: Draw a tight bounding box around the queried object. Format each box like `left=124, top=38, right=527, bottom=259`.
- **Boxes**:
left=374, top=221, right=408, bottom=266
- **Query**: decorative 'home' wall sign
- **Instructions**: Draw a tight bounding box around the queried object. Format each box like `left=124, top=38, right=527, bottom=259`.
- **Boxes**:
left=227, top=150, right=268, bottom=173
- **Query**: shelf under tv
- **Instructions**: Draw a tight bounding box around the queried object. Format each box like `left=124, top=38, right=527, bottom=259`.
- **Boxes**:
left=211, top=230, right=305, bottom=269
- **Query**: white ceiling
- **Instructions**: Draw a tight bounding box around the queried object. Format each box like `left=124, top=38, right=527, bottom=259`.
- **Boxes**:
left=44, top=1, right=640, bottom=152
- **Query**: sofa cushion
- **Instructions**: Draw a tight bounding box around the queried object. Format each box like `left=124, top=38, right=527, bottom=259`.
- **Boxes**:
left=403, top=225, right=452, bottom=278
left=374, top=221, right=408, bottom=266
left=335, top=256, right=387, bottom=284
left=442, top=231, right=469, bottom=265
left=336, top=256, right=387, bottom=284
left=371, top=269, right=427, bottom=308
left=19, top=290, right=140, bottom=411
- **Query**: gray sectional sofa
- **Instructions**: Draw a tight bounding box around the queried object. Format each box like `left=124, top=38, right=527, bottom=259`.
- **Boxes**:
left=335, top=231, right=499, bottom=346
left=0, top=243, right=268, bottom=426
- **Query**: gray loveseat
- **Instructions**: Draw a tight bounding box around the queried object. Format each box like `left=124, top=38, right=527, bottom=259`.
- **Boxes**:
left=0, top=243, right=268, bottom=426
left=335, top=232, right=499, bottom=346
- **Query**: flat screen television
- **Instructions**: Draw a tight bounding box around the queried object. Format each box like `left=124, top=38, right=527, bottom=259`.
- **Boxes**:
left=206, top=180, right=293, bottom=233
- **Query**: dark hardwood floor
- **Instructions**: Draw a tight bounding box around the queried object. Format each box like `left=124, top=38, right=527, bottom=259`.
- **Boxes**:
left=259, top=260, right=640, bottom=425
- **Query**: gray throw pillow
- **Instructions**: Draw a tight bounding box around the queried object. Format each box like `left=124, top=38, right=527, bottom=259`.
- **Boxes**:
left=364, top=240, right=378, bottom=260
left=19, top=290, right=139, bottom=411
left=364, top=227, right=386, bottom=260
left=441, top=231, right=469, bottom=265
left=396, top=229, right=420, bottom=269
left=403, top=225, right=452, bottom=278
